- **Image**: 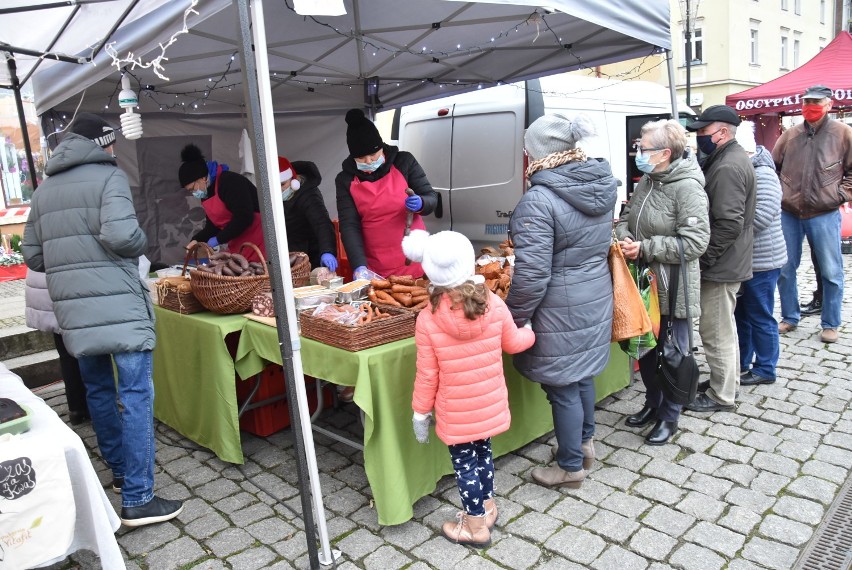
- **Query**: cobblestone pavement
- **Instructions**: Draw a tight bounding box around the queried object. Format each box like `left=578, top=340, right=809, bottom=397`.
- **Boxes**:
left=18, top=254, right=852, bottom=570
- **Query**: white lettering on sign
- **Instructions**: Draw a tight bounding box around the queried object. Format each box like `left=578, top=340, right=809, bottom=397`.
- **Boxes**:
left=734, top=93, right=803, bottom=110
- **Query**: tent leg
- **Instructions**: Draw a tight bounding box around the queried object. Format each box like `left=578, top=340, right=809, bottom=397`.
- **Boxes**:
left=235, top=0, right=337, bottom=567
left=666, top=50, right=679, bottom=120
left=5, top=55, right=38, bottom=193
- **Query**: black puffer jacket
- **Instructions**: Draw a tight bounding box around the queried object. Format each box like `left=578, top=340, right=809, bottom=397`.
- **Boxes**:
left=335, top=144, right=438, bottom=269
left=192, top=170, right=259, bottom=244
left=284, top=161, right=337, bottom=268
left=506, top=158, right=618, bottom=386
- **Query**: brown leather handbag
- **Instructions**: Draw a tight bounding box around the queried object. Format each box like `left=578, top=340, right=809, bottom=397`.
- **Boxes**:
left=609, top=239, right=652, bottom=342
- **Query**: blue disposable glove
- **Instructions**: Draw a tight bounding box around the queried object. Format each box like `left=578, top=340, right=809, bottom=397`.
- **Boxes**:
left=405, top=194, right=423, bottom=212
left=207, top=236, right=219, bottom=248
left=413, top=412, right=432, bottom=444
left=321, top=253, right=338, bottom=272
left=353, top=266, right=370, bottom=280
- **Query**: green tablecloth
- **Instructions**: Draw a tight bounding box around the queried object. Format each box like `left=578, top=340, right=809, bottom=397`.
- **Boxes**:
left=152, top=306, right=248, bottom=463
left=235, top=319, right=629, bottom=525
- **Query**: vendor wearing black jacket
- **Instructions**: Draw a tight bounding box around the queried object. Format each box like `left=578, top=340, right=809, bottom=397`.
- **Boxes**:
left=279, top=156, right=338, bottom=271
left=335, top=108, right=438, bottom=279
left=179, top=144, right=265, bottom=262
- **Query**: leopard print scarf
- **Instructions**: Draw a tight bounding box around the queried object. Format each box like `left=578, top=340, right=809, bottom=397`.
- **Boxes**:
left=526, top=148, right=588, bottom=178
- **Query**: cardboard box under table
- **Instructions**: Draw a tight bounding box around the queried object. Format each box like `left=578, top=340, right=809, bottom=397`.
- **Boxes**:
left=234, top=318, right=629, bottom=526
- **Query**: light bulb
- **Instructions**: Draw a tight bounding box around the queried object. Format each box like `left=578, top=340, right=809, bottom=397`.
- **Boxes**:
left=118, top=75, right=143, bottom=140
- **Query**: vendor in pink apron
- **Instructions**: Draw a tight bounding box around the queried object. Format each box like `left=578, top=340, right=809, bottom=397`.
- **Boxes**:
left=178, top=144, right=266, bottom=262
left=336, top=108, right=439, bottom=280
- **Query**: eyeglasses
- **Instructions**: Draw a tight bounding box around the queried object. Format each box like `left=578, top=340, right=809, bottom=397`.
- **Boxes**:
left=634, top=145, right=664, bottom=156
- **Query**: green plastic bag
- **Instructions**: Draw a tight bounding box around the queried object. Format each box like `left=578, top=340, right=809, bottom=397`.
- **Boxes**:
left=619, top=265, right=659, bottom=359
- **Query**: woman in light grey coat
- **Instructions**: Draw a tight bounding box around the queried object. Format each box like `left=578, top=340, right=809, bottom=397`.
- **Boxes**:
left=507, top=113, right=617, bottom=488
left=616, top=120, right=710, bottom=445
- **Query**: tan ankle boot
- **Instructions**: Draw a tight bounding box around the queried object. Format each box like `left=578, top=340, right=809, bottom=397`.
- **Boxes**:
left=442, top=512, right=491, bottom=547
left=531, top=465, right=586, bottom=488
left=550, top=439, right=595, bottom=470
left=483, top=497, right=498, bottom=529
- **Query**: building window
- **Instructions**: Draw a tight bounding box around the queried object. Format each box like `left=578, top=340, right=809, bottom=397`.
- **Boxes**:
left=820, top=37, right=827, bottom=50
left=794, top=0, right=801, bottom=15
left=684, top=27, right=703, bottom=65
left=750, top=28, right=759, bottom=64
left=793, top=38, right=801, bottom=67
left=781, top=0, right=788, bottom=10
left=781, top=35, right=789, bottom=68
left=820, top=0, right=826, bottom=23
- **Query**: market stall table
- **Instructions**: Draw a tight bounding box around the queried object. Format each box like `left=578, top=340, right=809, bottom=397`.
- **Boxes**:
left=0, top=363, right=124, bottom=568
left=234, top=319, right=629, bottom=525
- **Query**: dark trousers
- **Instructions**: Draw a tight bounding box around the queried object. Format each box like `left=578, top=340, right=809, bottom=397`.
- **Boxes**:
left=54, top=333, right=89, bottom=417
left=447, top=438, right=494, bottom=516
left=638, top=315, right=684, bottom=422
left=542, top=377, right=595, bottom=472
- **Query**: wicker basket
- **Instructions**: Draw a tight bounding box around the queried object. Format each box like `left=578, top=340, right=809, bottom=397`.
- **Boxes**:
left=299, top=306, right=416, bottom=351
left=156, top=253, right=206, bottom=314
left=290, top=252, right=311, bottom=288
left=190, top=242, right=271, bottom=314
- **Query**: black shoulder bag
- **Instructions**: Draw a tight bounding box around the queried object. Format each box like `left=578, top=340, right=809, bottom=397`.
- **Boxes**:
left=658, top=238, right=700, bottom=405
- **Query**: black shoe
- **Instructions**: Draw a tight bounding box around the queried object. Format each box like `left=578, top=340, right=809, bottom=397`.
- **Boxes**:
left=68, top=410, right=91, bottom=425
left=697, top=380, right=710, bottom=392
left=103, top=477, right=123, bottom=494
left=740, top=372, right=775, bottom=386
left=626, top=406, right=655, bottom=427
left=685, top=393, right=735, bottom=413
left=121, top=496, right=184, bottom=527
left=800, top=297, right=822, bottom=316
left=645, top=420, right=678, bottom=445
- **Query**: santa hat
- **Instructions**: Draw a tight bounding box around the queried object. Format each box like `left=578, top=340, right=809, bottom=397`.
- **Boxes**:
left=735, top=121, right=757, bottom=154
left=278, top=156, right=300, bottom=189
left=402, top=230, right=477, bottom=288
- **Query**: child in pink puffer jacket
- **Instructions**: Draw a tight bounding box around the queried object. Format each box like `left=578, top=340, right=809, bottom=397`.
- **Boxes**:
left=402, top=230, right=535, bottom=548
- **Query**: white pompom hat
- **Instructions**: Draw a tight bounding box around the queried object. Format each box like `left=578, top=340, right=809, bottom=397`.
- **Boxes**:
left=402, top=230, right=476, bottom=287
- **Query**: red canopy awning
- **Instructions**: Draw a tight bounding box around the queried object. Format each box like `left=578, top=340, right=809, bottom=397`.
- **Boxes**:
left=726, top=32, right=852, bottom=116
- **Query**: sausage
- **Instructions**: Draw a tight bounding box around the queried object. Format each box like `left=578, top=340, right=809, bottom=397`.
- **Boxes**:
left=414, top=278, right=430, bottom=288
left=392, top=292, right=413, bottom=307
left=391, top=284, right=418, bottom=294
left=411, top=299, right=429, bottom=311
left=371, top=279, right=392, bottom=289
left=227, top=259, right=243, bottom=274
left=221, top=264, right=236, bottom=276
left=213, top=264, right=224, bottom=275
left=358, top=305, right=373, bottom=325
left=411, top=294, right=429, bottom=304
left=194, top=265, right=213, bottom=273
left=375, top=290, right=402, bottom=306
left=231, top=253, right=249, bottom=270
left=368, top=289, right=379, bottom=303
left=389, top=275, right=415, bottom=286
left=210, top=252, right=230, bottom=261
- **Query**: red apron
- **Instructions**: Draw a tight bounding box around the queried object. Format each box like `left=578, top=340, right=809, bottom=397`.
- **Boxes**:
left=202, top=171, right=266, bottom=263
left=349, top=165, right=425, bottom=278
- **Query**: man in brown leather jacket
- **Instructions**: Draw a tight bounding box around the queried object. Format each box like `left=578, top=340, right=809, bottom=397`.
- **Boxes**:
left=772, top=85, right=852, bottom=344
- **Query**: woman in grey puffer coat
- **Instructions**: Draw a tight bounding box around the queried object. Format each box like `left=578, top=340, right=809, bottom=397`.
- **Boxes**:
left=507, top=114, right=617, bottom=489
left=616, top=120, right=710, bottom=445
left=734, top=122, right=786, bottom=385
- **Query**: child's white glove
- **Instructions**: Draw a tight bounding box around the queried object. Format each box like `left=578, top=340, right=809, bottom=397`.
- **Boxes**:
left=413, top=411, right=433, bottom=444
left=523, top=320, right=533, bottom=329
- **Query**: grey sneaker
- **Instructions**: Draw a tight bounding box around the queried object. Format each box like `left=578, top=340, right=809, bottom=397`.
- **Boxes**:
left=120, top=496, right=184, bottom=527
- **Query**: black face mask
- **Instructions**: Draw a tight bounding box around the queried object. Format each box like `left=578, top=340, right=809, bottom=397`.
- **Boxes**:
left=696, top=127, right=723, bottom=155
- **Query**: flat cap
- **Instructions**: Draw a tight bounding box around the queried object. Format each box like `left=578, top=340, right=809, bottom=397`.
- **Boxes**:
left=686, top=104, right=742, bottom=131
left=803, top=85, right=833, bottom=100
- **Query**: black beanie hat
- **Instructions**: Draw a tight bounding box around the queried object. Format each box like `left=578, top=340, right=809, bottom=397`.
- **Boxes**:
left=345, top=108, right=383, bottom=159
left=179, top=143, right=209, bottom=187
left=69, top=112, right=116, bottom=148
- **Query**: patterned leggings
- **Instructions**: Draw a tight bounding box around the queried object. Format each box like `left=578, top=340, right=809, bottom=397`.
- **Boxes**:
left=447, top=438, right=494, bottom=516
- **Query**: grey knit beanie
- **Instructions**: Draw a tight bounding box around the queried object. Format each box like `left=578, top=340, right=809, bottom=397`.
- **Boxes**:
left=524, top=113, right=596, bottom=161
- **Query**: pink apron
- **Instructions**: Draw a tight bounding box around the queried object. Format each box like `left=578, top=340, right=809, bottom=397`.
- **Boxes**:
left=203, top=170, right=266, bottom=262
left=349, top=166, right=425, bottom=278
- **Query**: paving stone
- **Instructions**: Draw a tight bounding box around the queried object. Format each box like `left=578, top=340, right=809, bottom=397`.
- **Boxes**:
left=177, top=497, right=212, bottom=525
left=725, top=487, right=776, bottom=514
left=118, top=522, right=180, bottom=557
left=335, top=528, right=385, bottom=561
left=181, top=464, right=220, bottom=488
left=642, top=505, right=696, bottom=538
left=205, top=527, right=254, bottom=559
left=246, top=517, right=297, bottom=544
left=715, top=463, right=759, bottom=486
left=582, top=508, right=639, bottom=543
left=706, top=424, right=748, bottom=443
left=361, top=545, right=412, bottom=570
left=273, top=530, right=309, bottom=560
left=548, top=495, right=597, bottom=525
left=678, top=453, right=725, bottom=474
left=777, top=427, right=821, bottom=446
left=762, top=398, right=799, bottom=414
left=227, top=546, right=278, bottom=570
left=837, top=419, right=852, bottom=434
left=824, top=431, right=852, bottom=451
left=683, top=521, right=746, bottom=557
left=676, top=491, right=726, bottom=522
left=761, top=409, right=800, bottom=427
left=423, top=503, right=462, bottom=533
left=183, top=511, right=231, bottom=540
left=776, top=440, right=816, bottom=462
left=683, top=472, right=734, bottom=500
left=506, top=511, right=563, bottom=543
left=751, top=451, right=800, bottom=478
left=455, top=556, right=505, bottom=570
left=230, top=502, right=277, bottom=528
left=544, top=526, right=606, bottom=564
left=534, top=556, right=586, bottom=570
left=813, top=444, right=852, bottom=468
left=563, top=479, right=615, bottom=506
left=772, top=495, right=825, bottom=525
left=591, top=466, right=641, bottom=490
left=786, top=474, right=839, bottom=505
left=605, top=449, right=652, bottom=471
left=143, top=536, right=207, bottom=570
left=509, top=481, right=563, bottom=512
left=741, top=537, right=800, bottom=569
left=798, top=418, right=834, bottom=435
left=750, top=471, right=791, bottom=496
left=740, top=431, right=781, bottom=452
left=641, top=458, right=692, bottom=486
left=633, top=478, right=684, bottom=505
left=757, top=514, right=813, bottom=547
left=628, top=527, right=677, bottom=561
left=323, top=485, right=369, bottom=517
left=734, top=401, right=764, bottom=418
left=411, top=536, right=470, bottom=570
left=213, top=492, right=256, bottom=515
left=591, top=545, right=648, bottom=570
left=801, top=459, right=849, bottom=484
left=798, top=405, right=841, bottom=424
left=163, top=455, right=205, bottom=477
left=668, top=542, right=726, bottom=570
left=487, top=536, right=542, bottom=569
left=334, top=464, right=370, bottom=490
left=674, top=433, right=717, bottom=453
left=708, top=440, right=756, bottom=464
left=676, top=415, right=714, bottom=434
left=379, top=520, right=432, bottom=550
left=599, top=490, right=652, bottom=519
left=742, top=418, right=783, bottom=435
left=325, top=516, right=357, bottom=541
left=717, top=506, right=762, bottom=535
left=603, top=430, right=646, bottom=451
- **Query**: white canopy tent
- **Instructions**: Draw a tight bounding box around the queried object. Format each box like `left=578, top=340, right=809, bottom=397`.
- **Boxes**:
left=1, top=1, right=673, bottom=567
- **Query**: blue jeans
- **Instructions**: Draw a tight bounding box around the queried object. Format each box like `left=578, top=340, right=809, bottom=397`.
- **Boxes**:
left=77, top=351, right=155, bottom=508
left=735, top=268, right=781, bottom=381
left=638, top=315, right=685, bottom=422
left=542, top=377, right=595, bottom=472
left=779, top=210, right=844, bottom=329
left=447, top=438, right=494, bottom=516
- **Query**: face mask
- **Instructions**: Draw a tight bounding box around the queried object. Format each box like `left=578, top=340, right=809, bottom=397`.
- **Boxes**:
left=281, top=187, right=295, bottom=201
left=802, top=103, right=827, bottom=123
left=192, top=188, right=207, bottom=200
left=635, top=151, right=661, bottom=174
left=696, top=127, right=723, bottom=155
left=356, top=154, right=385, bottom=172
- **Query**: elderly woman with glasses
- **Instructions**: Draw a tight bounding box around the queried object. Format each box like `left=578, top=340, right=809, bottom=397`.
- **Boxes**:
left=615, top=119, right=710, bottom=445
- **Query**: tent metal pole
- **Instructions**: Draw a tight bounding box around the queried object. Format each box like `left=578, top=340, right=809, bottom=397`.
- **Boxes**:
left=234, top=0, right=335, bottom=567
left=5, top=55, right=38, bottom=193
left=0, top=0, right=116, bottom=16
left=665, top=49, right=679, bottom=119
left=19, top=5, right=82, bottom=87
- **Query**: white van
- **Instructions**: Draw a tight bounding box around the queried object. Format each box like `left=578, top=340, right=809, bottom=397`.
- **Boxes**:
left=392, top=74, right=694, bottom=248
